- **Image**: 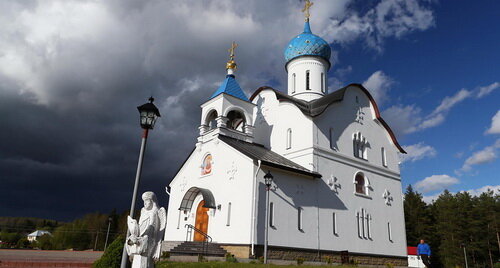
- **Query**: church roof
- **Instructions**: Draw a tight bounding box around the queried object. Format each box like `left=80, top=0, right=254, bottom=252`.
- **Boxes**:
left=250, top=84, right=406, bottom=154
left=219, top=135, right=321, bottom=178
left=284, top=21, right=331, bottom=67
left=210, top=75, right=249, bottom=102
left=28, top=230, right=51, bottom=237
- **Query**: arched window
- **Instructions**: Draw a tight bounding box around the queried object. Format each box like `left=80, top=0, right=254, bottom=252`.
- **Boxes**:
left=306, top=70, right=310, bottom=90
left=286, top=128, right=292, bottom=149
left=354, top=173, right=366, bottom=195
left=205, top=110, right=218, bottom=130
left=292, top=73, right=296, bottom=94
left=226, top=110, right=246, bottom=132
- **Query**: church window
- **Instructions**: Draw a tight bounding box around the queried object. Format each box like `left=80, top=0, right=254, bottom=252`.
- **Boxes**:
left=226, top=202, right=232, bottom=226
left=286, top=128, right=292, bottom=149
left=206, top=110, right=218, bottom=130
left=227, top=110, right=246, bottom=132
left=388, top=222, right=393, bottom=242
left=292, top=73, right=296, bottom=94
left=332, top=212, right=338, bottom=235
left=356, top=211, right=361, bottom=238
left=321, top=73, right=325, bottom=92
left=381, top=147, right=387, bottom=167
left=367, top=214, right=372, bottom=239
left=355, top=96, right=359, bottom=103
left=361, top=209, right=366, bottom=238
left=201, top=154, right=213, bottom=175
left=353, top=132, right=367, bottom=160
left=306, top=70, right=310, bottom=90
left=269, top=202, right=275, bottom=227
left=298, top=207, right=303, bottom=231
left=354, top=173, right=367, bottom=195
left=329, top=128, right=335, bottom=150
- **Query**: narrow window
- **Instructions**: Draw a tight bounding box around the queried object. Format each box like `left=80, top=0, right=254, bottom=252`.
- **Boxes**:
left=361, top=209, right=366, bottom=238
left=353, top=133, right=358, bottom=157
left=329, top=128, right=335, bottom=150
left=332, top=212, right=338, bottom=235
left=286, top=128, right=292, bottom=149
left=298, top=207, right=303, bottom=231
left=356, top=211, right=361, bottom=238
left=321, top=73, right=324, bottom=93
left=388, top=222, right=393, bottom=241
left=226, top=202, right=232, bottom=226
left=292, top=73, right=296, bottom=94
left=382, top=147, right=387, bottom=167
left=367, top=214, right=372, bottom=239
left=355, top=173, right=365, bottom=194
left=306, top=70, right=310, bottom=90
left=355, top=96, right=359, bottom=103
left=269, top=202, right=275, bottom=227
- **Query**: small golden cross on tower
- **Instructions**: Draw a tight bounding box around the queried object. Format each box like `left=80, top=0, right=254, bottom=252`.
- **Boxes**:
left=302, top=0, right=314, bottom=21
left=228, top=41, right=238, bottom=60
left=226, top=41, right=238, bottom=71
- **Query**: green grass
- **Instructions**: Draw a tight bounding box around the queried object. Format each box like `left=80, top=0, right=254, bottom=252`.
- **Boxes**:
left=156, top=261, right=358, bottom=267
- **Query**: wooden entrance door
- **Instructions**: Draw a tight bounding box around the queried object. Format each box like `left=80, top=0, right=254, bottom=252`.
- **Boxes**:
left=194, top=200, right=209, bottom=241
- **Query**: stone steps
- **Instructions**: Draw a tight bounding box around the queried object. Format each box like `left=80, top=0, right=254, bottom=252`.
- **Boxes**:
left=169, top=242, right=228, bottom=257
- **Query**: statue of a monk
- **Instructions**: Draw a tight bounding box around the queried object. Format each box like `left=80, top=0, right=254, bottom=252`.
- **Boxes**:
left=126, top=191, right=166, bottom=268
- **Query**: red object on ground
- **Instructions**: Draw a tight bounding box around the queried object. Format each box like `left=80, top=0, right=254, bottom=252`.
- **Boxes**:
left=407, top=246, right=418, bottom=255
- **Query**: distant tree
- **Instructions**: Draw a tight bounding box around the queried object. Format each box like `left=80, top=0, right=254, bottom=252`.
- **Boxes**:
left=35, top=234, right=53, bottom=250
left=92, top=235, right=124, bottom=268
left=403, top=185, right=433, bottom=245
left=0, top=232, right=21, bottom=246
left=16, top=237, right=30, bottom=248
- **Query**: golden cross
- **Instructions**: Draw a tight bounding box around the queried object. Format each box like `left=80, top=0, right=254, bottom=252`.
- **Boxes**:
left=228, top=41, right=238, bottom=59
left=302, top=0, right=314, bottom=21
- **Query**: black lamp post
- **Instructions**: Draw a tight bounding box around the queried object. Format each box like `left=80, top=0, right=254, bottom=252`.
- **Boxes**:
left=263, top=171, right=273, bottom=264
left=120, top=97, right=160, bottom=268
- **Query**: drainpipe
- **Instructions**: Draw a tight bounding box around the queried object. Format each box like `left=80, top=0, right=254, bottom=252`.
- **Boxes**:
left=250, top=160, right=261, bottom=257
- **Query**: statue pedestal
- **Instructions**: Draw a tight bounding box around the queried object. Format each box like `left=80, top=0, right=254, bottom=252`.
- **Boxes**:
left=132, top=254, right=152, bottom=268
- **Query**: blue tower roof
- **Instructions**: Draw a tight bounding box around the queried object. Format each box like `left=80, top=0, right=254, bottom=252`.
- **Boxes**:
left=284, top=21, right=331, bottom=66
left=210, top=75, right=249, bottom=102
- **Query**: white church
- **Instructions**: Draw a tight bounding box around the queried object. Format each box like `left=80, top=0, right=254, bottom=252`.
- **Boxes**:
left=163, top=2, right=408, bottom=265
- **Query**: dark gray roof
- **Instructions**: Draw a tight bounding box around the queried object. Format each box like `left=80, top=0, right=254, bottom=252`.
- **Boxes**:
left=250, top=84, right=406, bottom=153
left=219, top=136, right=321, bottom=178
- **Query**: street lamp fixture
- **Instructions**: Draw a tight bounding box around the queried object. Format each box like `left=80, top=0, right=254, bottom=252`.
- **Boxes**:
left=120, top=97, right=160, bottom=268
left=263, top=170, right=273, bottom=264
left=137, top=97, right=161, bottom=129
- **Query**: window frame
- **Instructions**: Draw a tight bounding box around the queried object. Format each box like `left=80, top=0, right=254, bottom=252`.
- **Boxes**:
left=286, top=128, right=292, bottom=150
left=306, top=70, right=310, bottom=90
left=298, top=207, right=303, bottom=231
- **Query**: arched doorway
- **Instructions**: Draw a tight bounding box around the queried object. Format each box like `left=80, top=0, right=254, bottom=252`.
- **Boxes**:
left=194, top=200, right=209, bottom=241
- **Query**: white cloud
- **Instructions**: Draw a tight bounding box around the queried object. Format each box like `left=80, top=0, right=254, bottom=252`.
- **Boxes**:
left=323, top=0, right=435, bottom=52
left=422, top=185, right=500, bottom=204
left=460, top=139, right=500, bottom=172
left=401, top=142, right=437, bottom=163
left=476, top=82, right=499, bottom=98
left=485, top=110, right=500, bottom=134
left=432, top=89, right=471, bottom=115
left=415, top=174, right=459, bottom=194
left=363, top=70, right=394, bottom=106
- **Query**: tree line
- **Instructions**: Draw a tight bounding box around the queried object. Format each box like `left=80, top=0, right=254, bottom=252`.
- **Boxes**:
left=0, top=209, right=130, bottom=251
left=404, top=185, right=500, bottom=268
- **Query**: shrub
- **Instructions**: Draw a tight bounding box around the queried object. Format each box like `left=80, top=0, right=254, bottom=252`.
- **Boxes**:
left=323, top=256, right=333, bottom=264
left=225, top=253, right=238, bottom=263
left=92, top=235, right=124, bottom=268
left=161, top=251, right=170, bottom=260
left=258, top=256, right=264, bottom=264
left=296, top=257, right=305, bottom=265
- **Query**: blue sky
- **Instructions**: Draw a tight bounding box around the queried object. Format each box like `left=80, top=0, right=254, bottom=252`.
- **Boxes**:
left=328, top=1, right=500, bottom=200
left=0, top=0, right=498, bottom=220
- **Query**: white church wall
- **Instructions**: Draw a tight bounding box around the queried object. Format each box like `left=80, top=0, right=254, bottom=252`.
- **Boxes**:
left=314, top=86, right=401, bottom=173
left=286, top=56, right=328, bottom=101
left=165, top=138, right=256, bottom=244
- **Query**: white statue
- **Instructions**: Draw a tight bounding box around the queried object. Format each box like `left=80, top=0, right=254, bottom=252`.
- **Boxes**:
left=126, top=191, right=166, bottom=268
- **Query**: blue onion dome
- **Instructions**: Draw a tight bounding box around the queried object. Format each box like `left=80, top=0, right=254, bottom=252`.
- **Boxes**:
left=284, top=21, right=331, bottom=67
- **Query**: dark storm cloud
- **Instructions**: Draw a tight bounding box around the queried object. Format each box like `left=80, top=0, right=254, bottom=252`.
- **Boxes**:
left=0, top=0, right=434, bottom=220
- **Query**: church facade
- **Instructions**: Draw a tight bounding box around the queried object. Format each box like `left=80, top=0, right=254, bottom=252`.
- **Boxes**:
left=163, top=5, right=407, bottom=265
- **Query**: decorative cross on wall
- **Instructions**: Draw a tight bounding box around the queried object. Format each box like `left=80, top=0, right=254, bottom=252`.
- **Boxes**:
left=296, top=184, right=304, bottom=195
left=328, top=175, right=341, bottom=193
left=179, top=177, right=187, bottom=192
left=383, top=189, right=393, bottom=205
left=355, top=107, right=365, bottom=124
left=227, top=161, right=237, bottom=180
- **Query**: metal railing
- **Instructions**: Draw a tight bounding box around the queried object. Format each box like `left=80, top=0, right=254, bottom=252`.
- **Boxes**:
left=185, top=224, right=212, bottom=256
